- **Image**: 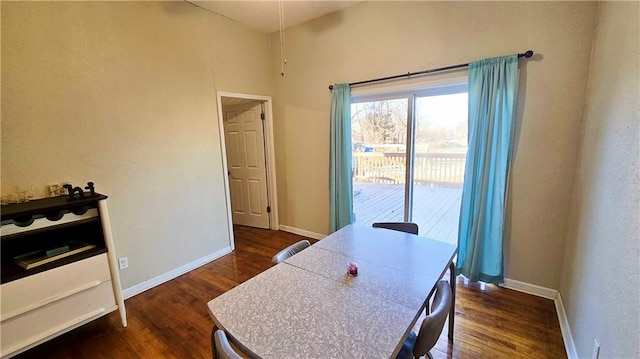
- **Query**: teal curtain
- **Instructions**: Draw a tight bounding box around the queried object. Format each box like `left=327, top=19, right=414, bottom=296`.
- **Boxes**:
left=456, top=55, right=519, bottom=284
left=329, top=83, right=354, bottom=232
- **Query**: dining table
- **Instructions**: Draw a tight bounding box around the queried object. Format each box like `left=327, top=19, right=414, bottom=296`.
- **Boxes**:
left=207, top=224, right=457, bottom=359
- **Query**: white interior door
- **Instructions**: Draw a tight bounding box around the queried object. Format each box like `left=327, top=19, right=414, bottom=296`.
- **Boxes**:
left=223, top=102, right=270, bottom=229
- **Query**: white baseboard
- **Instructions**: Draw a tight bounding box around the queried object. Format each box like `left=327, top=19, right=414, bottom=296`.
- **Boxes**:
left=555, top=291, right=578, bottom=359
left=122, top=225, right=323, bottom=299
left=122, top=246, right=233, bottom=299
left=278, top=225, right=325, bottom=240
left=501, top=278, right=558, bottom=299
left=501, top=278, right=577, bottom=359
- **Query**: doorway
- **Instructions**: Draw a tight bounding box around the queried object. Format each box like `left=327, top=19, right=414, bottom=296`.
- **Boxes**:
left=351, top=84, right=468, bottom=245
left=217, top=92, right=278, bottom=248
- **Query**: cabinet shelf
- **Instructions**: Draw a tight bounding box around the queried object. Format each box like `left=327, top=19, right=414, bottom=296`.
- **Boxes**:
left=1, top=193, right=107, bottom=222
left=1, top=247, right=107, bottom=284
left=2, top=214, right=100, bottom=241
left=0, top=192, right=126, bottom=358
left=1, top=212, right=107, bottom=284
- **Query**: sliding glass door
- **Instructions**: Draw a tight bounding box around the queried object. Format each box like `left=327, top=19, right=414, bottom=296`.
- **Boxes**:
left=351, top=98, right=409, bottom=224
left=411, top=91, right=468, bottom=244
left=351, top=85, right=468, bottom=245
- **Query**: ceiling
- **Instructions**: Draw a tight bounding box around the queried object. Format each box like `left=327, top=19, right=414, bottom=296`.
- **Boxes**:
left=191, top=1, right=360, bottom=34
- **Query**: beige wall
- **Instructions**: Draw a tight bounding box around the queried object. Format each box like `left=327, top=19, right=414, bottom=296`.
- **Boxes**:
left=271, top=1, right=597, bottom=289
left=1, top=1, right=272, bottom=289
left=560, top=2, right=640, bottom=358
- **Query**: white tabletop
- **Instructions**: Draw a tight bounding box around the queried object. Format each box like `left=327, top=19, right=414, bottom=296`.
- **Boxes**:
left=285, top=245, right=438, bottom=310
left=312, top=225, right=456, bottom=277
left=207, top=224, right=457, bottom=359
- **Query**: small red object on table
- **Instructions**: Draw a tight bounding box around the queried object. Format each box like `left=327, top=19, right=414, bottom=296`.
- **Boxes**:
left=347, top=262, right=358, bottom=276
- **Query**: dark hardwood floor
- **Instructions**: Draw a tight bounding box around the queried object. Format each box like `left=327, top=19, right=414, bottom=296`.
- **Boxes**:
left=14, top=225, right=566, bottom=359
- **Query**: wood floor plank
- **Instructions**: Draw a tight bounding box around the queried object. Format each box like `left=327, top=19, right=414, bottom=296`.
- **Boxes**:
left=13, top=225, right=566, bottom=359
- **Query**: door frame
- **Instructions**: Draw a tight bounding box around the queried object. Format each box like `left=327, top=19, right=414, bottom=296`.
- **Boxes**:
left=217, top=91, right=279, bottom=250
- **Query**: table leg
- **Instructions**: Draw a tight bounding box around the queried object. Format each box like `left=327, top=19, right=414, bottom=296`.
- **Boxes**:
left=448, top=261, right=456, bottom=341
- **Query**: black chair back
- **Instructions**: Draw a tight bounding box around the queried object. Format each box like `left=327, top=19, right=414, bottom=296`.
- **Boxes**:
left=372, top=222, right=419, bottom=235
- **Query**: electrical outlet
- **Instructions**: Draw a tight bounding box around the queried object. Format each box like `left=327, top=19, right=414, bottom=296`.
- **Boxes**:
left=592, top=338, right=600, bottom=359
left=119, top=257, right=129, bottom=270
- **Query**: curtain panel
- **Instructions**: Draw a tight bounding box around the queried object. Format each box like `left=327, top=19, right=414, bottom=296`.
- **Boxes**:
left=456, top=55, right=519, bottom=284
left=329, top=83, right=354, bottom=232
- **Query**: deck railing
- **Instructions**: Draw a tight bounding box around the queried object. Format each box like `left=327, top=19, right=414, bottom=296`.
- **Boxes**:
left=353, top=152, right=466, bottom=187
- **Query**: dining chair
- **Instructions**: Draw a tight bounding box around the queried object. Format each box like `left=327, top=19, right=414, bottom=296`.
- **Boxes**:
left=395, top=280, right=453, bottom=359
left=271, top=240, right=311, bottom=265
left=212, top=329, right=243, bottom=359
left=372, top=222, right=419, bottom=235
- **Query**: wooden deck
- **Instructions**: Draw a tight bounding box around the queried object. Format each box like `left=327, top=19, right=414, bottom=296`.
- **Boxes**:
left=353, top=182, right=462, bottom=246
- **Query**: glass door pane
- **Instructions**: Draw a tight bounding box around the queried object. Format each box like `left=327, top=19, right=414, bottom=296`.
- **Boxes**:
left=351, top=98, right=408, bottom=225
left=412, top=92, right=468, bottom=245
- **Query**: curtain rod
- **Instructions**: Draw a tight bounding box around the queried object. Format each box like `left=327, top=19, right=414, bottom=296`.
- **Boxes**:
left=328, top=50, right=533, bottom=91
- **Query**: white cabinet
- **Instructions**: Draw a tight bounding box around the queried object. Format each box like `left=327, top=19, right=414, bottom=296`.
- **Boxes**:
left=0, top=194, right=126, bottom=358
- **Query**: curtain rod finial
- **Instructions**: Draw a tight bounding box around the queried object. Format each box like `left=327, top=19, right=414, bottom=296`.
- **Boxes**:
left=520, top=50, right=534, bottom=58
left=329, top=85, right=334, bottom=91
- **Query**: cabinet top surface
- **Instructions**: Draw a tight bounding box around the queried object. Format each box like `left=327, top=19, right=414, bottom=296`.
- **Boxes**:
left=1, top=193, right=107, bottom=221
